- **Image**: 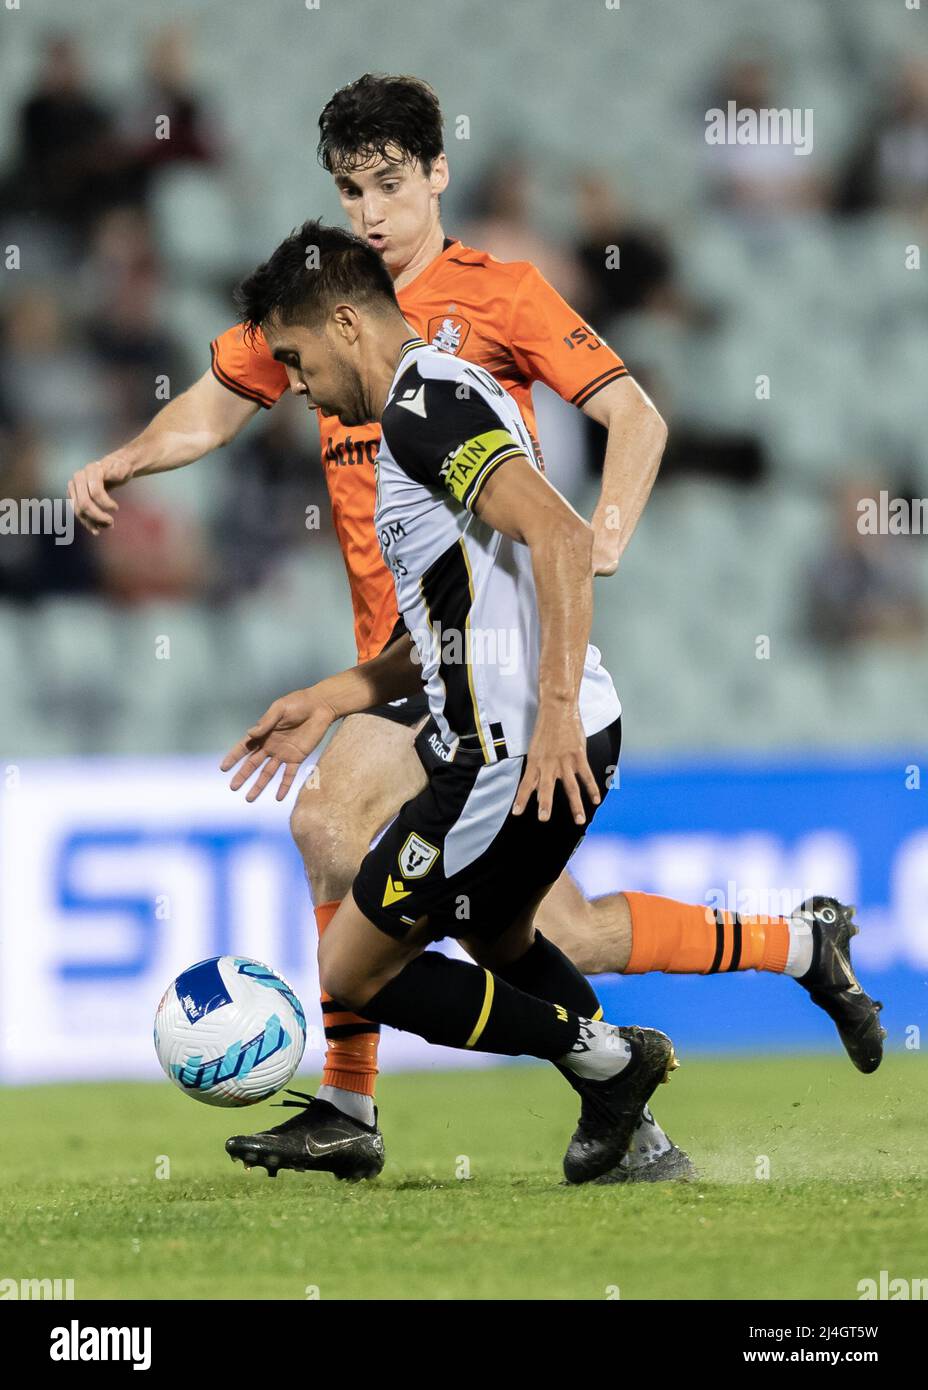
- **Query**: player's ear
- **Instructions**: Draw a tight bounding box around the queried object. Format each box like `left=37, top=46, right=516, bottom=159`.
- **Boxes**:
left=429, top=153, right=449, bottom=198
left=332, top=303, right=362, bottom=345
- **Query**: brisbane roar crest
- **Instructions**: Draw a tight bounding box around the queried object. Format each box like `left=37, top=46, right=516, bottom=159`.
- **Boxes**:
left=428, top=313, right=472, bottom=356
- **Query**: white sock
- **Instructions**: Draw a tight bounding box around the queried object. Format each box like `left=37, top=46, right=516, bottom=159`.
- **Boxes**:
left=620, top=1104, right=673, bottom=1169
left=317, top=1084, right=375, bottom=1127
left=559, top=1020, right=632, bottom=1081
left=785, top=910, right=815, bottom=978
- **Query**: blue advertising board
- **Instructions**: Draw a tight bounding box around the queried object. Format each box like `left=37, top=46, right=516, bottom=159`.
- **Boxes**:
left=0, top=755, right=924, bottom=1081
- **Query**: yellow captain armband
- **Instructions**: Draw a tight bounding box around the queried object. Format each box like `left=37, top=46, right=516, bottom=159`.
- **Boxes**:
left=438, top=429, right=525, bottom=508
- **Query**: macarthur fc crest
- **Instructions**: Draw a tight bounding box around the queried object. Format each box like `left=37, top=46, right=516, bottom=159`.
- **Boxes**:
left=398, top=832, right=440, bottom=879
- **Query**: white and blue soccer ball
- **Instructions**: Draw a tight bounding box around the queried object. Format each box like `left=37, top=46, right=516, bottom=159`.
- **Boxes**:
left=154, top=956, right=306, bottom=1107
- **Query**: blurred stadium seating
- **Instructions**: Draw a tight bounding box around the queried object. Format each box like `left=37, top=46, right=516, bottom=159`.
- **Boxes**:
left=2, top=0, right=927, bottom=1087
left=1, top=0, right=927, bottom=759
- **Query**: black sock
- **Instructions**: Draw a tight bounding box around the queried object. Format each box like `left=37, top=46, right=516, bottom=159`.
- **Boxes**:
left=496, top=932, right=605, bottom=1096
left=497, top=931, right=601, bottom=1018
left=362, top=951, right=580, bottom=1060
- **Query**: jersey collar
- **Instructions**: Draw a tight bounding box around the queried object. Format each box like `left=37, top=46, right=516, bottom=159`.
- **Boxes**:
left=395, top=236, right=461, bottom=304
left=397, top=335, right=428, bottom=362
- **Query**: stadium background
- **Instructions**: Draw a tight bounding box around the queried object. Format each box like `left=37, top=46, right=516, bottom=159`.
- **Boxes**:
left=1, top=0, right=926, bottom=1085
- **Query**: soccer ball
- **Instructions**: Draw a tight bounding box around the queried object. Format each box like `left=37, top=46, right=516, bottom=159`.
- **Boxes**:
left=154, top=956, right=306, bottom=1107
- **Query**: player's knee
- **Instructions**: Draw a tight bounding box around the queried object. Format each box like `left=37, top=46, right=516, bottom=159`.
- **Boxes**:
left=318, top=961, right=357, bottom=1011
left=290, top=786, right=362, bottom=901
left=289, top=787, right=329, bottom=859
left=541, top=897, right=603, bottom=973
left=317, top=941, right=367, bottom=1013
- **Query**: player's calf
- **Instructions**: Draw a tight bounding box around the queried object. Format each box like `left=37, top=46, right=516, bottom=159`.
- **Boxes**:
left=355, top=947, right=679, bottom=1183
left=471, top=928, right=694, bottom=1183
left=619, top=891, right=885, bottom=1071
left=290, top=711, right=430, bottom=1120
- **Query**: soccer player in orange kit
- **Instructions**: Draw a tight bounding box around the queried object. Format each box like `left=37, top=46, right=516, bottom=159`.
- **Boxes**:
left=69, top=75, right=883, bottom=1183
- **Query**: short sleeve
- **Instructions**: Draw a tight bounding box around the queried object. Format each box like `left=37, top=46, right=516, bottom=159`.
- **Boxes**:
left=508, top=264, right=628, bottom=409
left=210, top=324, right=289, bottom=409
left=381, top=366, right=528, bottom=512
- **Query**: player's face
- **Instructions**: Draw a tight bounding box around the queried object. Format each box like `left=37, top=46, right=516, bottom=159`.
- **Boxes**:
left=332, top=148, right=448, bottom=275
left=265, top=319, right=369, bottom=426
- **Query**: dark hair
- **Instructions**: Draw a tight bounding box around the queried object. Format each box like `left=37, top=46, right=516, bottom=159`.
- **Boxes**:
left=317, top=73, right=444, bottom=175
left=235, top=219, right=399, bottom=343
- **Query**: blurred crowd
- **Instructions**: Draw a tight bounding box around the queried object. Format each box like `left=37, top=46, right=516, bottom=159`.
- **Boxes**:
left=1, top=31, right=927, bottom=653
left=0, top=29, right=331, bottom=612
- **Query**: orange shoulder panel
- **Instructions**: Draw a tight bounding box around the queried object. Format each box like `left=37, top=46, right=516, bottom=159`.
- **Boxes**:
left=504, top=262, right=628, bottom=408
left=210, top=324, right=289, bottom=409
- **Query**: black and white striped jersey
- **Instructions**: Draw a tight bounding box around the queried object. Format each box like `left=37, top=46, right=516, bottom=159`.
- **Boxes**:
left=375, top=338, right=620, bottom=764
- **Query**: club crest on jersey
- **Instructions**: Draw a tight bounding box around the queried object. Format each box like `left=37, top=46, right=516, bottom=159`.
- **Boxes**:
left=428, top=314, right=471, bottom=356
left=398, top=832, right=440, bottom=880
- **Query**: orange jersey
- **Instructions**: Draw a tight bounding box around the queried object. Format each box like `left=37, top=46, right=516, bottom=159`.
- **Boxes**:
left=211, top=238, right=627, bottom=662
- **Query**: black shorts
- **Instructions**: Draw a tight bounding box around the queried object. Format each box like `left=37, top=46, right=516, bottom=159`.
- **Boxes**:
left=352, top=716, right=621, bottom=944
left=361, top=692, right=430, bottom=728
left=414, top=715, right=453, bottom=772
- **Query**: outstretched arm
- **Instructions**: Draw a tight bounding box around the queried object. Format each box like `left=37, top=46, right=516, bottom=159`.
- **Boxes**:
left=221, top=633, right=421, bottom=802
left=67, top=370, right=258, bottom=533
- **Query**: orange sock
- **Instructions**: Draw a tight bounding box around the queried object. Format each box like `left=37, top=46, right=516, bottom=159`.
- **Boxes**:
left=314, top=901, right=380, bottom=1097
left=624, top=892, right=790, bottom=974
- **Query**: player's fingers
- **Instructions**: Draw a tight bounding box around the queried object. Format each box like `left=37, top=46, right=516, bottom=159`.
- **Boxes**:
left=72, top=471, right=113, bottom=529
left=228, top=749, right=268, bottom=791
left=72, top=471, right=107, bottom=525
left=276, top=761, right=300, bottom=801
left=219, top=738, right=252, bottom=772
left=67, top=479, right=96, bottom=535
left=561, top=766, right=587, bottom=826
left=69, top=474, right=97, bottom=533
left=576, top=754, right=601, bottom=812
left=512, top=762, right=539, bottom=816
left=86, top=466, right=119, bottom=515
left=245, top=757, right=281, bottom=803
left=536, top=764, right=556, bottom=823
left=244, top=705, right=282, bottom=748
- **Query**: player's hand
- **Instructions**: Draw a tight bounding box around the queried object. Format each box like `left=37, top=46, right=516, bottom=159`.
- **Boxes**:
left=512, top=705, right=601, bottom=825
left=220, top=688, right=339, bottom=802
left=591, top=527, right=621, bottom=577
left=67, top=450, right=135, bottom=535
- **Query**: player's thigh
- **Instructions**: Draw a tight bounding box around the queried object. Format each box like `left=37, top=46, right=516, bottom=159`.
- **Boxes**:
left=292, top=710, right=428, bottom=854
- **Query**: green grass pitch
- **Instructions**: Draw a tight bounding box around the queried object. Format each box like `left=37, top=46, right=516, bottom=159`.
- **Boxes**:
left=1, top=1056, right=923, bottom=1300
